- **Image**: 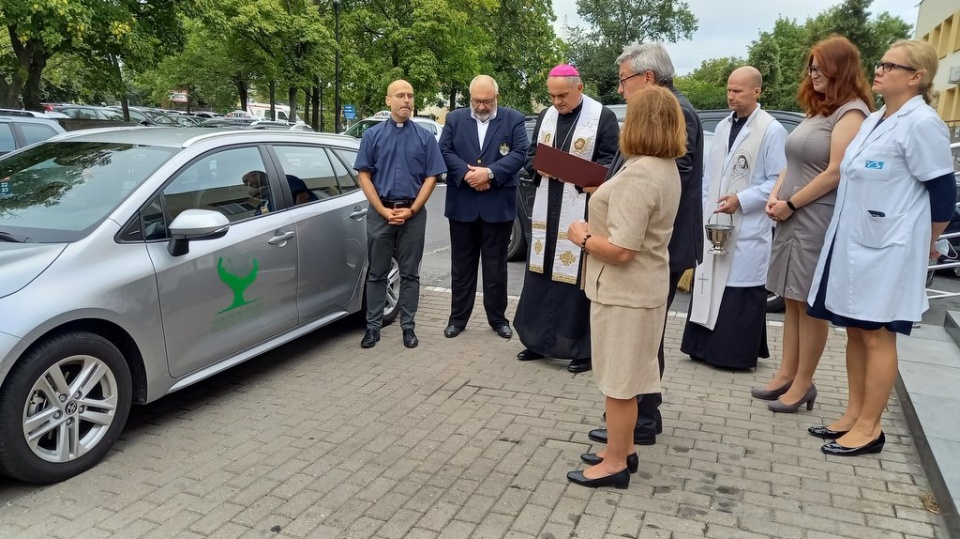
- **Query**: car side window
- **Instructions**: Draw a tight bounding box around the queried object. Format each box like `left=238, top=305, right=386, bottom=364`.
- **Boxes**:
left=0, top=124, right=14, bottom=153
left=19, top=124, right=58, bottom=146
left=162, top=146, right=272, bottom=226
left=272, top=145, right=340, bottom=201
left=326, top=148, right=359, bottom=193
left=332, top=149, right=360, bottom=192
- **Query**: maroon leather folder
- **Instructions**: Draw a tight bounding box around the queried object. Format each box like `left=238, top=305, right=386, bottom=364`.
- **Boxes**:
left=532, top=143, right=608, bottom=188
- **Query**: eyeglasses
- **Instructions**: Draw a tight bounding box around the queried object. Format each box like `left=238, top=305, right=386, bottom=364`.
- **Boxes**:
left=618, top=72, right=644, bottom=88
left=470, top=98, right=495, bottom=107
left=808, top=65, right=823, bottom=76
left=389, top=92, right=415, bottom=100
left=875, top=61, right=917, bottom=73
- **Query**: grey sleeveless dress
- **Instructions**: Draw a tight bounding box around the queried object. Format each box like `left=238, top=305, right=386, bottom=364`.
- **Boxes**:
left=766, top=100, right=870, bottom=301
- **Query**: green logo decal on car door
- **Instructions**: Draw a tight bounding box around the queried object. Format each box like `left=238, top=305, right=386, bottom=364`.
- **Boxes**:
left=217, top=257, right=259, bottom=313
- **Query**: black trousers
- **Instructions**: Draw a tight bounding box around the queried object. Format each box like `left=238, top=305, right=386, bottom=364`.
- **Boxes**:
left=635, top=269, right=683, bottom=433
left=448, top=218, right=513, bottom=328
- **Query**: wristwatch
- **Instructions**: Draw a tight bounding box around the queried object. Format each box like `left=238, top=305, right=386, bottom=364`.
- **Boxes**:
left=487, top=170, right=495, bottom=180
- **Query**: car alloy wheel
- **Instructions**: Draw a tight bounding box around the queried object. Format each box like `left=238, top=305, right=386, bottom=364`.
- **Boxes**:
left=23, top=355, right=120, bottom=464
left=383, top=258, right=401, bottom=325
left=0, top=331, right=131, bottom=484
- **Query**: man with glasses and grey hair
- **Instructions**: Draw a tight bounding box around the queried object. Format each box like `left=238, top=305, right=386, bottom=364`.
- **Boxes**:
left=440, top=75, right=529, bottom=340
left=587, top=43, right=704, bottom=448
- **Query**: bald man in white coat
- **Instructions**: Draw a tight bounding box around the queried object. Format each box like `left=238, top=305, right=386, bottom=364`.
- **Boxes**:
left=681, top=66, right=787, bottom=370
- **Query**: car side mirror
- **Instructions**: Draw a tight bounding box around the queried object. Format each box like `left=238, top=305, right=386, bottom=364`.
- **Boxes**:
left=167, top=209, right=230, bottom=256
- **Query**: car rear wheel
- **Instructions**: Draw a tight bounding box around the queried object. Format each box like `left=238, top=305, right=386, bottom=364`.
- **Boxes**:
left=506, top=217, right=526, bottom=261
left=382, top=258, right=400, bottom=325
left=0, top=331, right=132, bottom=484
left=766, top=290, right=785, bottom=313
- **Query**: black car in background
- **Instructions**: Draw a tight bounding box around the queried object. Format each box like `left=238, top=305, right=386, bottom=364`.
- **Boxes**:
left=508, top=108, right=806, bottom=312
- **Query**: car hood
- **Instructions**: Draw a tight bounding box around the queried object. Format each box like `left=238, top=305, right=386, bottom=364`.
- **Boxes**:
left=0, top=243, right=68, bottom=299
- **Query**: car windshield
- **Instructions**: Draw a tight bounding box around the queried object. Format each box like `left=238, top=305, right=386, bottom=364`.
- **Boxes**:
left=0, top=142, right=176, bottom=242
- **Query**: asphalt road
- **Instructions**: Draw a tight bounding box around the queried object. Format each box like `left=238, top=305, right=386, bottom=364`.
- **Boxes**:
left=421, top=184, right=960, bottom=327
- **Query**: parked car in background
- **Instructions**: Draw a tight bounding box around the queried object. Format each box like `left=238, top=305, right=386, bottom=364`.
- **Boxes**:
left=0, top=111, right=66, bottom=156
left=0, top=127, right=400, bottom=484
left=108, top=106, right=178, bottom=127
left=342, top=111, right=443, bottom=143
left=54, top=105, right=123, bottom=121
left=193, top=111, right=221, bottom=119
left=698, top=109, right=805, bottom=133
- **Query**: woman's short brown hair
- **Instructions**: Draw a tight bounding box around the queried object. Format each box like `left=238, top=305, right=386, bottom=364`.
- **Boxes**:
left=619, top=86, right=686, bottom=160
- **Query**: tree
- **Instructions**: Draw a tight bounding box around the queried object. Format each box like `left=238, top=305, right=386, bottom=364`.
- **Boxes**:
left=567, top=0, right=698, bottom=103
left=339, top=0, right=488, bottom=117
left=747, top=32, right=787, bottom=110
left=1, top=0, right=185, bottom=110
left=480, top=0, right=563, bottom=113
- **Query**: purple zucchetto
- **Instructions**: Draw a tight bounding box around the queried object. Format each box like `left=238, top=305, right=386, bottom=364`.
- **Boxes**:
left=548, top=64, right=580, bottom=77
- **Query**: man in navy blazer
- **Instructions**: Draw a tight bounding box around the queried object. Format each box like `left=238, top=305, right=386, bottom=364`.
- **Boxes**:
left=440, top=75, right=529, bottom=339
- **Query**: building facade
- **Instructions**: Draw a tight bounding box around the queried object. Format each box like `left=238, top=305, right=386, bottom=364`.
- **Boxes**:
left=917, top=0, right=960, bottom=122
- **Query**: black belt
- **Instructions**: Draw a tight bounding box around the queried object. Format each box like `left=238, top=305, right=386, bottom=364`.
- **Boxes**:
left=380, top=198, right=414, bottom=209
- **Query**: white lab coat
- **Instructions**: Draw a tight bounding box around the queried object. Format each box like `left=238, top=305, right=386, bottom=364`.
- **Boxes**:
left=808, top=96, right=954, bottom=322
left=702, top=107, right=788, bottom=286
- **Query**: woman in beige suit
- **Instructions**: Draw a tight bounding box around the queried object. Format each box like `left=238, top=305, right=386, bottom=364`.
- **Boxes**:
left=565, top=85, right=684, bottom=489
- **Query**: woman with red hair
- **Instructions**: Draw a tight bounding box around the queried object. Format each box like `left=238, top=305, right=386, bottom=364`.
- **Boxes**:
left=754, top=36, right=873, bottom=412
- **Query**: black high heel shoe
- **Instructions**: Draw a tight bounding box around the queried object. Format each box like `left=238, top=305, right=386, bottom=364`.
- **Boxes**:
left=821, top=432, right=885, bottom=456
left=580, top=452, right=639, bottom=473
left=566, top=468, right=630, bottom=489
left=808, top=425, right=849, bottom=439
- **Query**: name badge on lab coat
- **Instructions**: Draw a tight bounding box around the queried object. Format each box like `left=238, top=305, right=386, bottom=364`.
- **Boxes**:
left=864, top=160, right=885, bottom=170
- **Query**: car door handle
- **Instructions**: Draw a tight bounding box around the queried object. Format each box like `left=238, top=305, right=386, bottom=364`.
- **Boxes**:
left=349, top=208, right=368, bottom=219
left=268, top=230, right=296, bottom=245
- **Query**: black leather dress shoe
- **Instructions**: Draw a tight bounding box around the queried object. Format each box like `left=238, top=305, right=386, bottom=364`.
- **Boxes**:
left=443, top=324, right=463, bottom=338
left=588, top=428, right=656, bottom=446
left=360, top=329, right=380, bottom=348
left=580, top=452, right=639, bottom=473
left=517, top=349, right=544, bottom=361
left=808, top=425, right=849, bottom=439
left=566, top=468, right=630, bottom=489
left=821, top=432, right=885, bottom=456
left=402, top=329, right=418, bottom=348
left=494, top=325, right=512, bottom=339
left=567, top=359, right=592, bottom=373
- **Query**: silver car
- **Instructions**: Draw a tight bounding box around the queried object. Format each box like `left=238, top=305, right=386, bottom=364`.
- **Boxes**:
left=0, top=127, right=399, bottom=483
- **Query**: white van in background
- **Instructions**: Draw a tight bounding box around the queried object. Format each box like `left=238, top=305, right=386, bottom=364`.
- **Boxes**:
left=247, top=102, right=301, bottom=123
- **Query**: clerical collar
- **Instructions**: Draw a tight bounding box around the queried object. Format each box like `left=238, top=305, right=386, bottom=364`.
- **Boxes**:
left=560, top=99, right=584, bottom=117
left=391, top=117, right=411, bottom=128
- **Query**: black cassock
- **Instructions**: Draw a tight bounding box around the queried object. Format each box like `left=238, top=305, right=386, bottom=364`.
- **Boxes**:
left=512, top=100, right=619, bottom=360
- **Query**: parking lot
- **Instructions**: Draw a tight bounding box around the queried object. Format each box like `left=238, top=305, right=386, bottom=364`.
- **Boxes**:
left=0, top=285, right=947, bottom=538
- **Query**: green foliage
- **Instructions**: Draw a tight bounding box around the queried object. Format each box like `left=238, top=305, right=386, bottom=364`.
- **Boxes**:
left=1, top=0, right=187, bottom=109
left=567, top=0, right=698, bottom=104
left=685, top=0, right=912, bottom=112
left=675, top=76, right=727, bottom=110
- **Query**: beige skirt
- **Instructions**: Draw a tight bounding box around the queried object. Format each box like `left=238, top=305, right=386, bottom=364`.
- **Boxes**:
left=591, top=301, right=664, bottom=399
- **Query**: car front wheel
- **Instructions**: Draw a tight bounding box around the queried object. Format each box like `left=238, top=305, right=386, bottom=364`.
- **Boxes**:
left=0, top=331, right=132, bottom=484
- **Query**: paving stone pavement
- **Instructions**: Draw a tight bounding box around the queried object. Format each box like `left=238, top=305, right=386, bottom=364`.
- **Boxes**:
left=0, top=288, right=949, bottom=539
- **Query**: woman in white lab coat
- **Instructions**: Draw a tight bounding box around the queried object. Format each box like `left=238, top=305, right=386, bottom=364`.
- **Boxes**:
left=806, top=40, right=957, bottom=456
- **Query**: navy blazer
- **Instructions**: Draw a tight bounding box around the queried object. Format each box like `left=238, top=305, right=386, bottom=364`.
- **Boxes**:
left=440, top=106, right=529, bottom=223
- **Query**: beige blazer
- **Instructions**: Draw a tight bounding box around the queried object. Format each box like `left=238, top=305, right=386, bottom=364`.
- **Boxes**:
left=582, top=155, right=681, bottom=308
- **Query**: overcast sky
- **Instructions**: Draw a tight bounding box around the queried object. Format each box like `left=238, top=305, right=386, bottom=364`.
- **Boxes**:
left=552, top=0, right=921, bottom=74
